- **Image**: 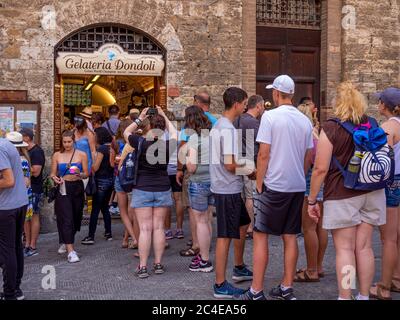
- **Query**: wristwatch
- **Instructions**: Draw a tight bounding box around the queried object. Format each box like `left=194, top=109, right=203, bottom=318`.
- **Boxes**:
left=135, top=118, right=142, bottom=126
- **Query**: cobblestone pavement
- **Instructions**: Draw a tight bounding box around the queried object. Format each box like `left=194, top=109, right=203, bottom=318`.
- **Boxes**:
left=2, top=218, right=399, bottom=300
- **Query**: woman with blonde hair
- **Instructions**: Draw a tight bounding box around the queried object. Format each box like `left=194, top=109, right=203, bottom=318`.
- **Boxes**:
left=307, top=81, right=386, bottom=300
left=295, top=103, right=328, bottom=282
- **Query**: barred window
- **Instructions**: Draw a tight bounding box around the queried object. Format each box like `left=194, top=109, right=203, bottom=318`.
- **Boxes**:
left=55, top=24, right=164, bottom=55
left=256, top=0, right=321, bottom=29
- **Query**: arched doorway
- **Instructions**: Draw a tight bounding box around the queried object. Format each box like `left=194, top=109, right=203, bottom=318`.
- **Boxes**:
left=53, top=23, right=167, bottom=150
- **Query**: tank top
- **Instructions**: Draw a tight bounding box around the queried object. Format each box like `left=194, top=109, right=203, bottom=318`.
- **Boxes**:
left=58, top=162, right=83, bottom=177
left=75, top=136, right=92, bottom=173
left=389, top=117, right=400, bottom=175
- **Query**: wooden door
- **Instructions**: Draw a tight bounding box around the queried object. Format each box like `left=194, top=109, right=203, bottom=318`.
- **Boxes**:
left=256, top=27, right=321, bottom=107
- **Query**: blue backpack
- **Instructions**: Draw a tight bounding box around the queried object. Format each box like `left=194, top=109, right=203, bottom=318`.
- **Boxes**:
left=118, top=137, right=145, bottom=193
left=330, top=117, right=394, bottom=191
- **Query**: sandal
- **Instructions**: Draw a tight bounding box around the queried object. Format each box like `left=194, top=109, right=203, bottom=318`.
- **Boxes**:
left=370, top=282, right=392, bottom=300
left=391, top=277, right=400, bottom=293
left=121, top=242, right=129, bottom=249
left=294, top=269, right=320, bottom=282
left=180, top=247, right=199, bottom=257
left=246, top=232, right=253, bottom=240
left=129, top=241, right=138, bottom=250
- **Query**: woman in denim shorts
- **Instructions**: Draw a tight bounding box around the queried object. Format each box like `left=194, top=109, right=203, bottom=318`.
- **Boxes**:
left=184, top=106, right=214, bottom=273
left=124, top=107, right=176, bottom=279
left=295, top=103, right=328, bottom=282
left=110, top=119, right=139, bottom=249
left=370, top=88, right=400, bottom=300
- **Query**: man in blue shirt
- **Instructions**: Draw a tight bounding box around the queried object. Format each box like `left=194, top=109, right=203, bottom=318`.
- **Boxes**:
left=0, top=137, right=29, bottom=300
left=102, top=104, right=121, bottom=137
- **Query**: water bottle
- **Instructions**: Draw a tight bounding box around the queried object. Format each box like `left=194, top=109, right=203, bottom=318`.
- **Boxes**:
left=344, top=151, right=362, bottom=188
left=125, top=154, right=134, bottom=180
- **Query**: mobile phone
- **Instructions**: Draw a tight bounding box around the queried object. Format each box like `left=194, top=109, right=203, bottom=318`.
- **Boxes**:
left=146, top=107, right=158, bottom=116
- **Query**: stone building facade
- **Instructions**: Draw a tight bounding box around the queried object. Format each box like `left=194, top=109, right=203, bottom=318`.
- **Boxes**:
left=0, top=0, right=399, bottom=231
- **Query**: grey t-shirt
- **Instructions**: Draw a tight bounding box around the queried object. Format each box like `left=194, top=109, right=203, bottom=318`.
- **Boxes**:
left=210, top=117, right=243, bottom=194
left=0, top=138, right=29, bottom=210
left=188, top=134, right=211, bottom=184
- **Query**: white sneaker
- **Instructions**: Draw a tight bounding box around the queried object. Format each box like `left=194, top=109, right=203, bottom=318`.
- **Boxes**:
left=109, top=206, right=120, bottom=215
left=58, top=244, right=67, bottom=254
left=67, top=251, right=80, bottom=263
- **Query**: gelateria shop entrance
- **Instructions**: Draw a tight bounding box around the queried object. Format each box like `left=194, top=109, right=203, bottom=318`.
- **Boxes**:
left=53, top=23, right=167, bottom=150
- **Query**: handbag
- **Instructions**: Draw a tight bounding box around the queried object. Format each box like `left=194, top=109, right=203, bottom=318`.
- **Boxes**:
left=85, top=174, right=97, bottom=196
left=47, top=149, right=76, bottom=203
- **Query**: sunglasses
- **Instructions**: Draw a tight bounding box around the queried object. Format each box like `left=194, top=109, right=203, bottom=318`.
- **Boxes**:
left=74, top=116, right=85, bottom=124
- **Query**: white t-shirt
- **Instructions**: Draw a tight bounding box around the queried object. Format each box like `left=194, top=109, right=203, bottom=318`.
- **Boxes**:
left=257, top=105, right=313, bottom=192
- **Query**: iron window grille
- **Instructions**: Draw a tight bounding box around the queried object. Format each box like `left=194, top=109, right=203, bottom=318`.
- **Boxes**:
left=55, top=24, right=164, bottom=55
left=256, top=0, right=321, bottom=30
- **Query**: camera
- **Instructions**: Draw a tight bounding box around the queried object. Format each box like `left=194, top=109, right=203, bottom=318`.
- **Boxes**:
left=146, top=107, right=158, bottom=117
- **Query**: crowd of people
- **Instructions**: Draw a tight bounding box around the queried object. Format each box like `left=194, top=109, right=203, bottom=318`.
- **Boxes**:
left=1, top=75, right=400, bottom=301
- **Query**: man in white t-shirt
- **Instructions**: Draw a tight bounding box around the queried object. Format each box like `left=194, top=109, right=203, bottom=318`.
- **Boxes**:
left=235, top=75, right=313, bottom=301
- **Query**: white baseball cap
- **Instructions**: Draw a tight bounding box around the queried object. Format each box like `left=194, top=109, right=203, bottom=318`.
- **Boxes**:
left=266, top=75, right=295, bottom=94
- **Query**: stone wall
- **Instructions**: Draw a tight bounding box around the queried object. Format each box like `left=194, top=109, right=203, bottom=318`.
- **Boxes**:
left=342, top=0, right=400, bottom=119
left=0, top=0, right=245, bottom=232
left=0, top=0, right=245, bottom=156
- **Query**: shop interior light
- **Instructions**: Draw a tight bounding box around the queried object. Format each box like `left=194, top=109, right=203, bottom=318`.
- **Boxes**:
left=83, top=75, right=101, bottom=91
left=84, top=82, right=94, bottom=91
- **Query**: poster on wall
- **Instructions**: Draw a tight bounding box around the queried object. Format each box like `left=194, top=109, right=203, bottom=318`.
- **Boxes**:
left=0, top=106, right=14, bottom=137
left=16, top=110, right=37, bottom=135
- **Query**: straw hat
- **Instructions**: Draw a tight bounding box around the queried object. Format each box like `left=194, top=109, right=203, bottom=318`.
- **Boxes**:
left=6, top=131, right=28, bottom=148
left=79, top=106, right=93, bottom=120
left=129, top=108, right=140, bottom=115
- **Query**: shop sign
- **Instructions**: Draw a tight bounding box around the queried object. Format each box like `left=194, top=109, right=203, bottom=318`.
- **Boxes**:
left=56, top=43, right=165, bottom=76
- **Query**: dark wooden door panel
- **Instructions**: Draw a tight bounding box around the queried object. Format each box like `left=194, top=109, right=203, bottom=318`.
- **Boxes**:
left=256, top=26, right=321, bottom=107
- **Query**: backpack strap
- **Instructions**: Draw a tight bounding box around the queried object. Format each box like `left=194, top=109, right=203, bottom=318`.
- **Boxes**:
left=328, top=118, right=355, bottom=174
left=106, top=120, right=115, bottom=136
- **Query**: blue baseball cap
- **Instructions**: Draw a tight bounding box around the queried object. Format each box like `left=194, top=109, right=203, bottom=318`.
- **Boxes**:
left=374, top=87, right=400, bottom=109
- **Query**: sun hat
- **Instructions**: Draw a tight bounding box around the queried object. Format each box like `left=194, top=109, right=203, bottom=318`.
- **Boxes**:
left=6, top=131, right=29, bottom=148
left=79, top=106, right=93, bottom=120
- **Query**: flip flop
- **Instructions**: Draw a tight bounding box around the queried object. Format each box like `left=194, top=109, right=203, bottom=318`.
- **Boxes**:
left=180, top=247, right=199, bottom=257
left=370, top=283, right=392, bottom=300
left=294, top=269, right=320, bottom=282
left=121, top=243, right=129, bottom=249
left=391, top=277, right=400, bottom=293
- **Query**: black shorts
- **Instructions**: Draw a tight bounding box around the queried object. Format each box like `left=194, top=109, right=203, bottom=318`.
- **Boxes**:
left=254, top=186, right=304, bottom=236
left=169, top=175, right=182, bottom=193
left=214, top=193, right=251, bottom=239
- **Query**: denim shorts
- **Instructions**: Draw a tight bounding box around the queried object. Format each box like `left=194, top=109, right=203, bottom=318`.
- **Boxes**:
left=32, top=193, right=43, bottom=214
left=131, top=189, right=173, bottom=208
left=305, top=169, right=324, bottom=201
left=114, top=175, right=124, bottom=193
left=188, top=182, right=215, bottom=212
left=385, top=174, right=400, bottom=208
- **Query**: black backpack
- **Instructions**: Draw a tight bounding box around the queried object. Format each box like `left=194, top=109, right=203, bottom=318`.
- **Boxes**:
left=118, top=137, right=144, bottom=192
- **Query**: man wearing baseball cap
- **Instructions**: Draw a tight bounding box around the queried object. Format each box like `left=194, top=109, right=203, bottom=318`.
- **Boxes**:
left=235, top=75, right=314, bottom=300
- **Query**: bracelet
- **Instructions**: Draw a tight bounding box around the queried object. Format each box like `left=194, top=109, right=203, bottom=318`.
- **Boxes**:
left=308, top=200, right=318, bottom=206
